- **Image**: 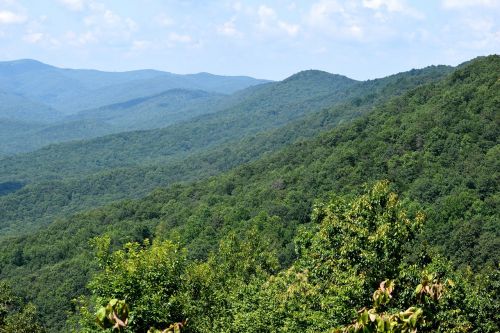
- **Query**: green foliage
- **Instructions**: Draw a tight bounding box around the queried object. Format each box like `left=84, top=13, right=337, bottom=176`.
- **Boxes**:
left=0, top=56, right=496, bottom=332
left=80, top=182, right=498, bottom=333
left=0, top=64, right=451, bottom=236
left=0, top=281, right=45, bottom=333
left=231, top=181, right=424, bottom=331
left=95, top=299, right=129, bottom=332
left=87, top=239, right=188, bottom=332
left=334, top=280, right=425, bottom=333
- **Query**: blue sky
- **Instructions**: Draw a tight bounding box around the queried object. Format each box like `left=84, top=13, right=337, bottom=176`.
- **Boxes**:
left=0, top=0, right=499, bottom=80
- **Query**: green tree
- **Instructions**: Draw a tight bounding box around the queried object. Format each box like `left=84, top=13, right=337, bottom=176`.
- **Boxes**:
left=0, top=281, right=45, bottom=333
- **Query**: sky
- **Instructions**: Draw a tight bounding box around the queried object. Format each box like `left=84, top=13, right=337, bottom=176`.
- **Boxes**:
left=0, top=0, right=499, bottom=80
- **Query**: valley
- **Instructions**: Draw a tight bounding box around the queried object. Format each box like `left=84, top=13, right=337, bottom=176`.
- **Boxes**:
left=0, top=56, right=498, bottom=332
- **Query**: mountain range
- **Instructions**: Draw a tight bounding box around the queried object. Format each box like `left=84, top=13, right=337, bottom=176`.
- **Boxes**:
left=0, top=59, right=269, bottom=153
left=0, top=55, right=498, bottom=332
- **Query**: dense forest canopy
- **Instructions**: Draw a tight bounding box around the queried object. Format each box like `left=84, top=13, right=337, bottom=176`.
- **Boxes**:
left=0, top=59, right=269, bottom=154
left=0, top=55, right=498, bottom=332
left=0, top=64, right=452, bottom=237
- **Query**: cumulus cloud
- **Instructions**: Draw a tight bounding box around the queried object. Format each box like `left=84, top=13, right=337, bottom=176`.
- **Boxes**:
left=363, top=0, right=404, bottom=11
left=308, top=0, right=344, bottom=26
left=0, top=10, right=26, bottom=24
left=442, top=0, right=499, bottom=9
left=23, top=31, right=43, bottom=43
left=169, top=32, right=192, bottom=43
left=131, top=39, right=151, bottom=51
left=257, top=4, right=300, bottom=37
left=306, top=1, right=365, bottom=39
left=64, top=30, right=97, bottom=46
left=22, top=29, right=61, bottom=47
left=155, top=14, right=174, bottom=27
left=278, top=21, right=299, bottom=37
left=306, top=0, right=430, bottom=41
left=80, top=5, right=138, bottom=46
left=58, top=0, right=86, bottom=11
left=362, top=0, right=424, bottom=19
left=218, top=18, right=242, bottom=37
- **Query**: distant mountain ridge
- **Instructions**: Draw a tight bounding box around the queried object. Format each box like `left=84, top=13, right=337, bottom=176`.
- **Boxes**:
left=0, top=59, right=270, bottom=114
left=0, top=60, right=454, bottom=156
left=0, top=59, right=272, bottom=153
left=0, top=63, right=454, bottom=239
left=0, top=56, right=496, bottom=332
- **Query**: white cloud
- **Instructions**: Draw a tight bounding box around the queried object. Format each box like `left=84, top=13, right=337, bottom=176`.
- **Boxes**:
left=131, top=39, right=151, bottom=51
left=81, top=5, right=138, bottom=45
left=258, top=4, right=276, bottom=25
left=362, top=0, right=424, bottom=19
left=464, top=17, right=495, bottom=32
left=257, top=4, right=300, bottom=37
left=156, top=14, right=174, bottom=27
left=363, top=0, right=404, bottom=11
left=23, top=32, right=43, bottom=43
left=442, top=0, right=499, bottom=9
left=58, top=0, right=86, bottom=11
left=308, top=0, right=344, bottom=27
left=169, top=32, right=192, bottom=43
left=103, top=9, right=120, bottom=25
left=306, top=1, right=364, bottom=39
left=232, top=1, right=243, bottom=12
left=306, top=0, right=430, bottom=41
left=218, top=18, right=242, bottom=37
left=65, top=30, right=97, bottom=46
left=0, top=10, right=26, bottom=24
left=278, top=21, right=300, bottom=37
left=23, top=30, right=61, bottom=47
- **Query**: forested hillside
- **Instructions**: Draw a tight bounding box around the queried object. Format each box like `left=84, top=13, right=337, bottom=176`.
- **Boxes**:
left=0, top=56, right=497, bottom=332
left=0, top=59, right=269, bottom=154
left=0, top=89, right=227, bottom=154
left=0, top=65, right=451, bottom=236
left=0, top=59, right=267, bottom=112
left=0, top=69, right=356, bottom=179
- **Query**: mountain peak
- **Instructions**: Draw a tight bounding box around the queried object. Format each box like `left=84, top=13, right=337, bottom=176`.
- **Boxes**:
left=283, top=69, right=356, bottom=84
left=0, top=59, right=54, bottom=74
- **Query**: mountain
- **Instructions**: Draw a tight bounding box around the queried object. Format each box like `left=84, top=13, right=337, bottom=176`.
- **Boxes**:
left=0, top=65, right=453, bottom=237
left=0, top=56, right=496, bottom=332
left=68, top=89, right=224, bottom=129
left=0, top=89, right=63, bottom=123
left=53, top=70, right=271, bottom=112
left=0, top=89, right=227, bottom=154
left=0, top=56, right=497, bottom=332
left=0, top=65, right=452, bottom=185
left=0, top=60, right=450, bottom=155
left=0, top=69, right=358, bottom=183
left=0, top=59, right=269, bottom=114
left=0, top=59, right=270, bottom=154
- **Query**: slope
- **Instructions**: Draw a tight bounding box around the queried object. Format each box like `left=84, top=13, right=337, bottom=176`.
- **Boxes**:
left=0, top=56, right=495, bottom=332
left=68, top=89, right=225, bottom=130
left=0, top=65, right=451, bottom=184
left=0, top=65, right=452, bottom=236
left=0, top=59, right=269, bottom=114
left=0, top=89, right=227, bottom=154
left=0, top=89, right=63, bottom=123
left=55, top=70, right=270, bottom=112
left=0, top=70, right=359, bottom=182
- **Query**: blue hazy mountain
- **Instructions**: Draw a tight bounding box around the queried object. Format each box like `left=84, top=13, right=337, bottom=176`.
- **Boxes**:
left=0, top=59, right=269, bottom=114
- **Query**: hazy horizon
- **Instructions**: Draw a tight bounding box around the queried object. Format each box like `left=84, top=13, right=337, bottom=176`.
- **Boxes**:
left=0, top=1, right=499, bottom=80
left=0, top=56, right=469, bottom=82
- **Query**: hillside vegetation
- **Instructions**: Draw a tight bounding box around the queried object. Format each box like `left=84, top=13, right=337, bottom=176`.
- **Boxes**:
left=0, top=59, right=269, bottom=154
left=0, top=59, right=267, bottom=112
left=0, top=65, right=451, bottom=236
left=0, top=56, right=497, bottom=332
